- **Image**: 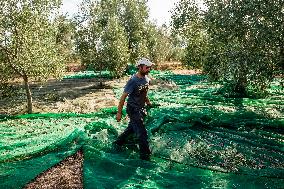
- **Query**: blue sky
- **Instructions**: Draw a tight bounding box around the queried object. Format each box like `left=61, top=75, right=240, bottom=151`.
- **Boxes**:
left=61, top=0, right=179, bottom=26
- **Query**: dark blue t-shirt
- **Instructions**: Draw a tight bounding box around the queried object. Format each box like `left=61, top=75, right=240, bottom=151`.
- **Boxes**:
left=124, top=74, right=150, bottom=108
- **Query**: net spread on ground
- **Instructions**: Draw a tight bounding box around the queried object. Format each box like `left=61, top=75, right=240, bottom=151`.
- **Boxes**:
left=0, top=71, right=283, bottom=188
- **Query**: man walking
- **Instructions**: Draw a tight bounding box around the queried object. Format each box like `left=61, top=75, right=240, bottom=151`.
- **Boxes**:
left=114, top=58, right=154, bottom=161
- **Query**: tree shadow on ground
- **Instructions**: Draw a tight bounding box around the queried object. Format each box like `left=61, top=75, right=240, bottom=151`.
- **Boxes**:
left=0, top=77, right=116, bottom=114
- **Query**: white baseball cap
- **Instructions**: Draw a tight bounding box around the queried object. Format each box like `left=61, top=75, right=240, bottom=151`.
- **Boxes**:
left=136, top=58, right=154, bottom=67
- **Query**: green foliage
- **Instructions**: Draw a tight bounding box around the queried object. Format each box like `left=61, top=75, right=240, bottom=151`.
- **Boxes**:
left=75, top=0, right=100, bottom=68
left=167, top=34, right=186, bottom=62
left=145, top=24, right=172, bottom=62
left=171, top=0, right=208, bottom=69
left=121, top=0, right=150, bottom=62
left=98, top=16, right=130, bottom=77
left=76, top=0, right=181, bottom=76
left=75, top=0, right=180, bottom=73
left=0, top=0, right=65, bottom=80
left=76, top=0, right=130, bottom=77
left=55, top=15, right=76, bottom=63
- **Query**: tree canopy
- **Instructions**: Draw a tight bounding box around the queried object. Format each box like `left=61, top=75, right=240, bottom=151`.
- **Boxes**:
left=75, top=0, right=176, bottom=76
left=171, top=0, right=283, bottom=96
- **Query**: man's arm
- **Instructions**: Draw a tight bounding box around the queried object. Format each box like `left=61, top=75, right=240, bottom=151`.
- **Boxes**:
left=116, top=92, right=128, bottom=122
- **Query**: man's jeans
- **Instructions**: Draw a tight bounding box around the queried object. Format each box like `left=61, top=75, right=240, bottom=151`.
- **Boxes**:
left=115, top=105, right=151, bottom=160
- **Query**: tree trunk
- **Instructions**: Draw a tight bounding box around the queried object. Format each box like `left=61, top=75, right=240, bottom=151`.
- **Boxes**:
left=235, top=70, right=247, bottom=96
left=23, top=75, right=33, bottom=114
left=235, top=80, right=247, bottom=95
left=99, top=69, right=103, bottom=87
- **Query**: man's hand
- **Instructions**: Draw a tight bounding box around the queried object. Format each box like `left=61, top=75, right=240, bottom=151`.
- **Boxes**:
left=116, top=112, right=122, bottom=122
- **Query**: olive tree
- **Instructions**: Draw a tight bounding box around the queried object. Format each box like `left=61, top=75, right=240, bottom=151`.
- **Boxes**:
left=121, top=0, right=150, bottom=63
left=204, top=0, right=283, bottom=95
left=0, top=0, right=65, bottom=113
left=172, top=0, right=283, bottom=96
left=98, top=15, right=130, bottom=78
left=76, top=0, right=129, bottom=79
left=171, top=0, right=209, bottom=69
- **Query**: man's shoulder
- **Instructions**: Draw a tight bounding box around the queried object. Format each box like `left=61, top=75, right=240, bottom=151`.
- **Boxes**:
left=127, top=74, right=149, bottom=84
left=125, top=75, right=137, bottom=88
left=129, top=74, right=143, bottom=82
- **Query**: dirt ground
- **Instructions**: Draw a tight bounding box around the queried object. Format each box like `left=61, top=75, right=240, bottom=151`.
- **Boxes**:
left=0, top=77, right=127, bottom=115
left=0, top=68, right=197, bottom=188
left=25, top=150, right=84, bottom=189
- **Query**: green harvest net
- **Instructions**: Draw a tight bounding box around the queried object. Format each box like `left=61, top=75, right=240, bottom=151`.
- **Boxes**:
left=0, top=71, right=283, bottom=188
left=63, top=71, right=113, bottom=79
